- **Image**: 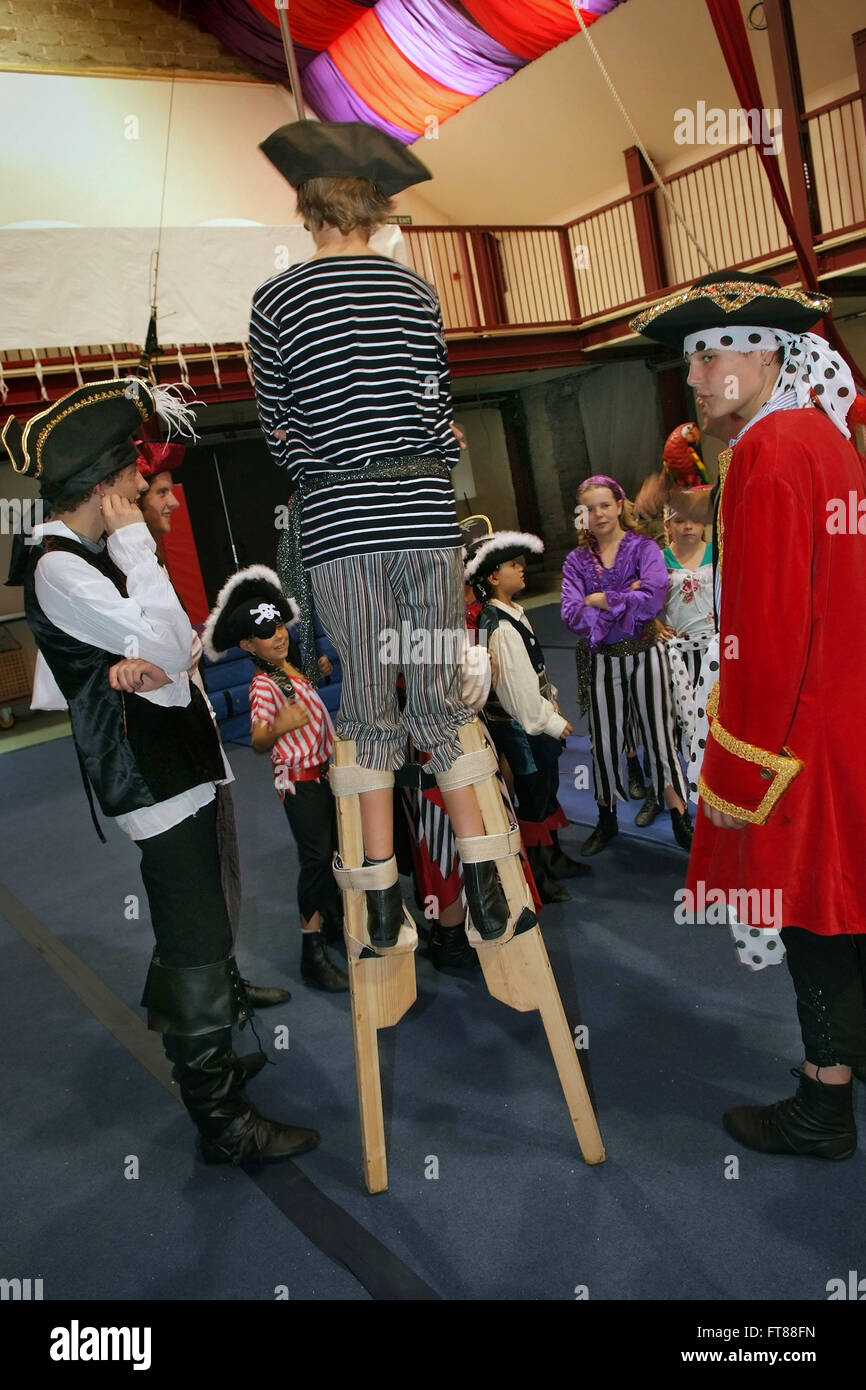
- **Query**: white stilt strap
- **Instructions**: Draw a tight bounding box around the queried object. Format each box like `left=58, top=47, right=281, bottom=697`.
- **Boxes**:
left=454, top=826, right=522, bottom=863
left=434, top=745, right=497, bottom=791
left=332, top=854, right=398, bottom=892
left=329, top=764, right=395, bottom=797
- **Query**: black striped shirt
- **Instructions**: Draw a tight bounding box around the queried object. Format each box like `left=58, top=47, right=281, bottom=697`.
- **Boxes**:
left=249, top=255, right=462, bottom=567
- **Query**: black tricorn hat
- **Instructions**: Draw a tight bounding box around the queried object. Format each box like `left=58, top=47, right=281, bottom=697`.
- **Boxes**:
left=260, top=120, right=432, bottom=196
left=202, top=566, right=301, bottom=662
left=629, top=269, right=830, bottom=349
left=2, top=378, right=156, bottom=489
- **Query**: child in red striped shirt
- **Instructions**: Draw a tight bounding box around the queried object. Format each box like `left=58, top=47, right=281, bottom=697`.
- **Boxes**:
left=204, top=567, right=347, bottom=992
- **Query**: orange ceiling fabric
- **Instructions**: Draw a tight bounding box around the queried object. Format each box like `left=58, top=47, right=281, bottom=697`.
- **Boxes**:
left=459, top=0, right=601, bottom=62
left=329, top=12, right=476, bottom=134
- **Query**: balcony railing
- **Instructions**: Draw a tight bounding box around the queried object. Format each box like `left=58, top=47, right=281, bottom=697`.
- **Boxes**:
left=403, top=89, right=866, bottom=334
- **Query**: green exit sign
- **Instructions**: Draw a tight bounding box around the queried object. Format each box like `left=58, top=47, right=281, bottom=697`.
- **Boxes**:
left=387, top=215, right=413, bottom=225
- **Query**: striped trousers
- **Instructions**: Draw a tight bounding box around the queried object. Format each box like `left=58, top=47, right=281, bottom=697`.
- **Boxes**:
left=587, top=643, right=687, bottom=806
left=310, top=547, right=475, bottom=774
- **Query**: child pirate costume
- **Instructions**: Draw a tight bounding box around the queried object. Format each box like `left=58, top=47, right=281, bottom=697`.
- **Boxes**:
left=203, top=566, right=348, bottom=993
left=249, top=120, right=515, bottom=950
left=632, top=270, right=866, bottom=1159
left=466, top=530, right=588, bottom=901
left=2, top=379, right=319, bottom=1165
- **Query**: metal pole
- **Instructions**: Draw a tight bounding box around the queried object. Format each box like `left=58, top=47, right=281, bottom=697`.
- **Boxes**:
left=275, top=2, right=307, bottom=120
left=212, top=452, right=240, bottom=571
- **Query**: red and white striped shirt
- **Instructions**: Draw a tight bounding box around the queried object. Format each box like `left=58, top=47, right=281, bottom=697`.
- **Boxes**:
left=249, top=671, right=334, bottom=798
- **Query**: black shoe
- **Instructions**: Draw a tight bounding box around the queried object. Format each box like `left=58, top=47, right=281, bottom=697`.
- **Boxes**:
left=723, top=1070, right=856, bottom=1160
left=580, top=806, right=618, bottom=856
left=200, top=1105, right=321, bottom=1165
left=547, top=830, right=591, bottom=879
left=626, top=755, right=647, bottom=800
left=365, top=881, right=404, bottom=949
left=669, top=805, right=693, bottom=850
left=301, top=931, right=349, bottom=992
left=242, top=981, right=291, bottom=1009
left=527, top=844, right=571, bottom=903
left=635, top=793, right=663, bottom=828
left=462, top=860, right=509, bottom=940
left=429, top=920, right=479, bottom=971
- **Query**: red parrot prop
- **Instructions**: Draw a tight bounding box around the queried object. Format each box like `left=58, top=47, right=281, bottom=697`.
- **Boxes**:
left=662, top=422, right=709, bottom=488
left=847, top=395, right=866, bottom=454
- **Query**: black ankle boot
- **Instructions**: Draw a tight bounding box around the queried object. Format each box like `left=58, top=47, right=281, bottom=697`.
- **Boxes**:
left=242, top=981, right=291, bottom=1009
left=301, top=931, right=349, bottom=992
left=527, top=845, right=571, bottom=903
left=723, top=1069, right=856, bottom=1160
left=635, top=792, right=663, bottom=828
left=429, top=920, right=478, bottom=971
left=670, top=804, right=693, bottom=850
left=547, top=830, right=591, bottom=879
left=461, top=860, right=509, bottom=940
left=580, top=806, right=618, bottom=856
left=626, top=755, right=647, bottom=800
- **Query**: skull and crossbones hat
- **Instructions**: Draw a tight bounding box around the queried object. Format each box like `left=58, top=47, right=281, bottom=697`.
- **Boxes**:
left=202, top=565, right=301, bottom=661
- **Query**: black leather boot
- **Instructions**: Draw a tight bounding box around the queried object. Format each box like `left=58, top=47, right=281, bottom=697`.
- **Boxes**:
left=165, top=1030, right=320, bottom=1165
left=429, top=920, right=478, bottom=971
left=301, top=931, right=349, bottom=992
left=143, top=957, right=319, bottom=1164
left=242, top=981, right=291, bottom=1009
left=547, top=830, right=591, bottom=879
left=365, top=881, right=404, bottom=948
left=670, top=804, right=694, bottom=850
left=723, top=1069, right=856, bottom=1160
left=580, top=805, right=618, bottom=856
left=635, top=792, right=663, bottom=827
left=461, top=860, right=509, bottom=940
left=527, top=844, right=571, bottom=903
left=626, top=755, right=647, bottom=800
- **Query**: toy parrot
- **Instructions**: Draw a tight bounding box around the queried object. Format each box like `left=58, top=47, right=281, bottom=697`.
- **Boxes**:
left=662, top=422, right=709, bottom=488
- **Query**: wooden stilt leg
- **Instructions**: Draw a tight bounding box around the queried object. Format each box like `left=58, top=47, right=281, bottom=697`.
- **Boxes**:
left=333, top=738, right=416, bottom=1194
left=457, top=721, right=606, bottom=1166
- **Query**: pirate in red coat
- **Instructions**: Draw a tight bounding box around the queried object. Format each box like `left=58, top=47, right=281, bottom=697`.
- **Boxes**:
left=632, top=270, right=866, bottom=1160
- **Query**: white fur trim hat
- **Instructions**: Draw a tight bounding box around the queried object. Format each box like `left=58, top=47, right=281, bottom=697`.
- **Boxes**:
left=463, top=530, right=544, bottom=587
left=202, top=565, right=301, bottom=661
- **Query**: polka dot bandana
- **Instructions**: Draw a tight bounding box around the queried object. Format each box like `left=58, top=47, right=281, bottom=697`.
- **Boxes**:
left=683, top=325, right=855, bottom=438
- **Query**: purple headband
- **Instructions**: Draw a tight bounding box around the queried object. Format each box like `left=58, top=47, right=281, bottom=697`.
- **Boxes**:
left=576, top=474, right=626, bottom=501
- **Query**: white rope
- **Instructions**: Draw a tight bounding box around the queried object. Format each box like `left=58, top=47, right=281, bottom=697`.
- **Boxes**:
left=569, top=2, right=716, bottom=273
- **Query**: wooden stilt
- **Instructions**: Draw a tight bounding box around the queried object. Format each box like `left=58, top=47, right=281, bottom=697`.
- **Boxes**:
left=332, top=738, right=416, bottom=1194
left=458, top=721, right=606, bottom=1165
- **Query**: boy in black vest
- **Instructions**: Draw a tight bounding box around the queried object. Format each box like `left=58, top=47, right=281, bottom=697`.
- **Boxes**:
left=2, top=379, right=318, bottom=1166
left=466, top=532, right=588, bottom=903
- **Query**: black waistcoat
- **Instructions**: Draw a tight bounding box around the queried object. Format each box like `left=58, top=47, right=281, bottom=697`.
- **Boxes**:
left=23, top=535, right=225, bottom=818
left=477, top=602, right=552, bottom=722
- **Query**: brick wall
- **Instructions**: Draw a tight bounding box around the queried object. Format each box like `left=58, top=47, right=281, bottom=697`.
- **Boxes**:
left=0, top=0, right=257, bottom=77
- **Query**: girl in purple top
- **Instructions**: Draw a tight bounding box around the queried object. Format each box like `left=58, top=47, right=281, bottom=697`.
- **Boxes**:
left=561, top=475, right=692, bottom=854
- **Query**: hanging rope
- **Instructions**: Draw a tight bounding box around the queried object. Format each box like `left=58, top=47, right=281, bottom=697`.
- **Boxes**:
left=568, top=1, right=716, bottom=274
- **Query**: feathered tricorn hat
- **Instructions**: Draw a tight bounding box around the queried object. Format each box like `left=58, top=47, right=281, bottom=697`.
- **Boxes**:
left=202, top=566, right=301, bottom=662
left=1, top=377, right=197, bottom=504
left=463, top=530, right=544, bottom=597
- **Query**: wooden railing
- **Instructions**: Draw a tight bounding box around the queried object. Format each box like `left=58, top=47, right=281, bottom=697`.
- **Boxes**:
left=403, top=90, right=866, bottom=334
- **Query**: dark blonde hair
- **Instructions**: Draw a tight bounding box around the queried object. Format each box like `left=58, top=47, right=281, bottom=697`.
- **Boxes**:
left=575, top=482, right=638, bottom=551
left=296, top=176, right=394, bottom=235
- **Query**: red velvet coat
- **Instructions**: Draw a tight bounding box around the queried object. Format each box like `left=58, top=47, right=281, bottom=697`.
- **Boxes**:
left=687, top=408, right=866, bottom=935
